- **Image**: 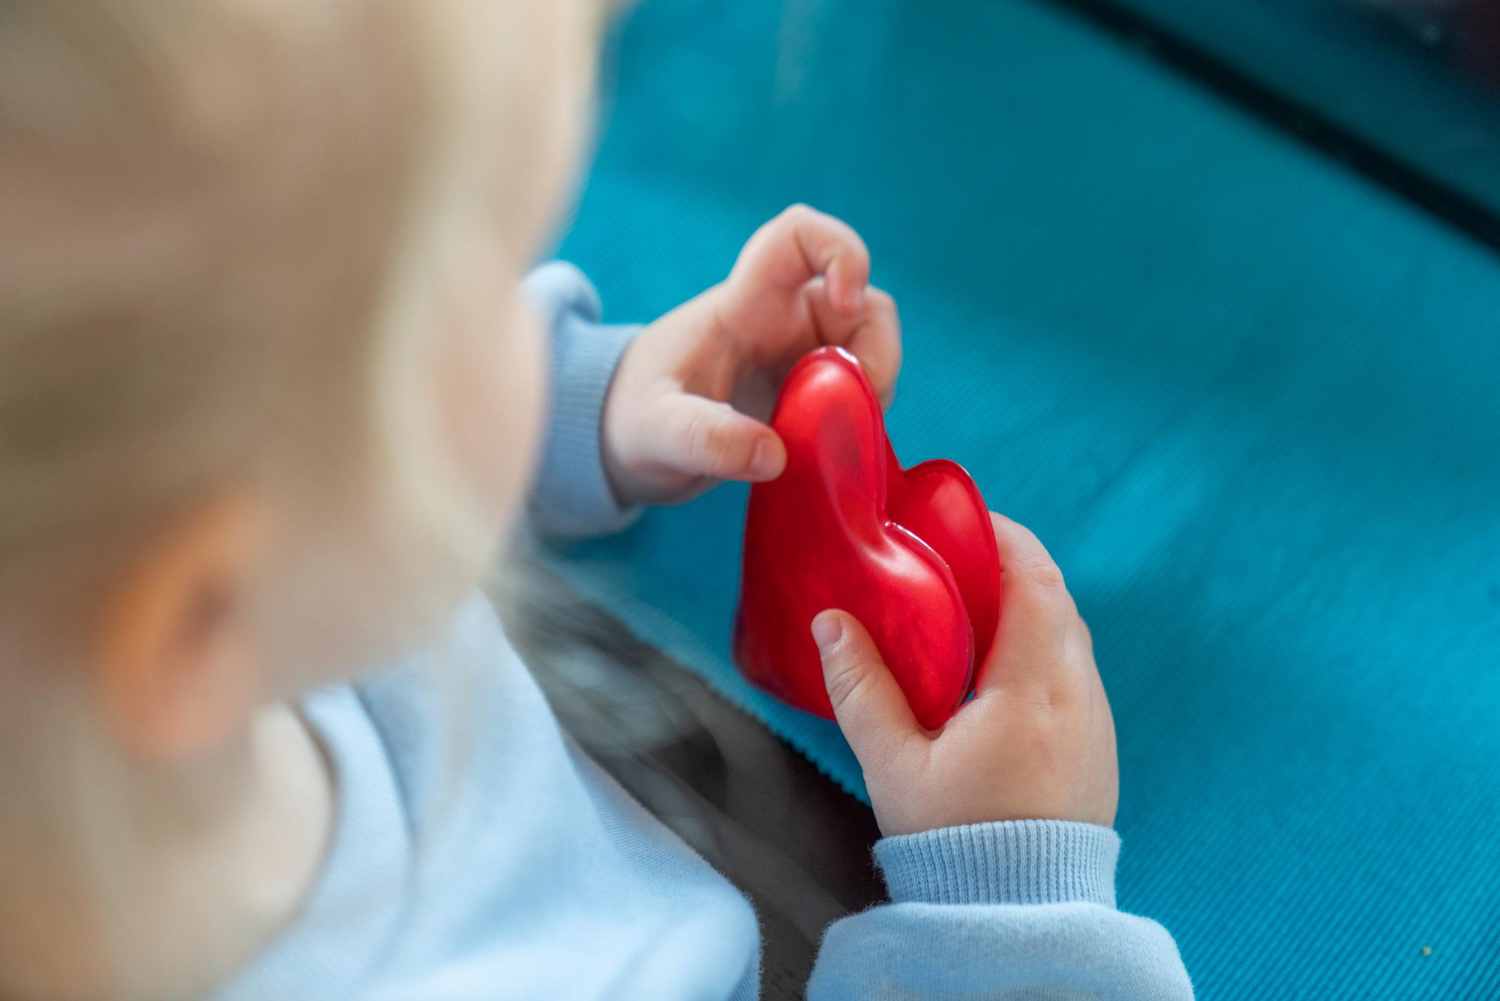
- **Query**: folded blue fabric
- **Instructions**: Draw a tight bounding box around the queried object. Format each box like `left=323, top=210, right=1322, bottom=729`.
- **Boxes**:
left=543, top=2, right=1500, bottom=997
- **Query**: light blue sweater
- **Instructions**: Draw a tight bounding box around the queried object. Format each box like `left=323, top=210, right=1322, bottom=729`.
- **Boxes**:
left=214, top=264, right=1193, bottom=999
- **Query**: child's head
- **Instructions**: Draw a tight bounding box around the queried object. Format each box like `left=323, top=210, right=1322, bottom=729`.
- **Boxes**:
left=0, top=0, right=601, bottom=759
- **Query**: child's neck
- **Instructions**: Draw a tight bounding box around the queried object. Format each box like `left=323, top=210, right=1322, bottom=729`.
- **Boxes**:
left=0, top=702, right=332, bottom=1001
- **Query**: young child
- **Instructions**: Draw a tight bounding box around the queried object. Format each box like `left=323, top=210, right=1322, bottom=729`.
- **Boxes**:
left=0, top=2, right=1192, bottom=998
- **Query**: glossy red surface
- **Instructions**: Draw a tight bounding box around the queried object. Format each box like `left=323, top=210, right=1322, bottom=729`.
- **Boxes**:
left=733, top=347, right=1000, bottom=730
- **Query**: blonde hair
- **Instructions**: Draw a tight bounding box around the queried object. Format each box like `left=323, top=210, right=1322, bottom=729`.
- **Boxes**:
left=0, top=2, right=601, bottom=994
left=0, top=0, right=594, bottom=614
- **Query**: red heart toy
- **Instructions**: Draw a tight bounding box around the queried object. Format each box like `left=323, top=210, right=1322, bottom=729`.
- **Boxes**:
left=733, top=346, right=1000, bottom=729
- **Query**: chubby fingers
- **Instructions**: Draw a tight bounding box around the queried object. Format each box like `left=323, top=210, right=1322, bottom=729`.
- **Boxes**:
left=805, top=281, right=902, bottom=406
left=638, top=392, right=787, bottom=483
left=813, top=610, right=925, bottom=777
left=732, top=204, right=871, bottom=315
left=975, top=512, right=1087, bottom=696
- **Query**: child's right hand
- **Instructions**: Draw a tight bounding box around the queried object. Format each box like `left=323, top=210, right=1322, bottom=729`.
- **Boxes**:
left=599, top=205, right=900, bottom=507
left=811, top=512, right=1118, bottom=837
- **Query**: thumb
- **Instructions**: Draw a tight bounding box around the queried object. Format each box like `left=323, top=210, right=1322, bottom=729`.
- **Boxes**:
left=648, top=394, right=786, bottom=483
left=812, top=611, right=924, bottom=774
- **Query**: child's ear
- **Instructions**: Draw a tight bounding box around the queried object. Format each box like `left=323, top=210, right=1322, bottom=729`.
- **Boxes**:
left=95, top=495, right=262, bottom=763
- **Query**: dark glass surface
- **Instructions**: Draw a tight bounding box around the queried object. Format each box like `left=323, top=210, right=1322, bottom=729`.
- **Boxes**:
left=1059, top=0, right=1500, bottom=239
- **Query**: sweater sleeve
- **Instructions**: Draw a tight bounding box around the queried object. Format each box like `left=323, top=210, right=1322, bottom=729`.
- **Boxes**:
left=808, top=820, right=1193, bottom=999
left=522, top=261, right=643, bottom=538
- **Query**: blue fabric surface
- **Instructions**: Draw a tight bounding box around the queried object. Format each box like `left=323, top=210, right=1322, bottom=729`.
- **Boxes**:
left=544, top=1, right=1500, bottom=996
left=1096, top=0, right=1500, bottom=218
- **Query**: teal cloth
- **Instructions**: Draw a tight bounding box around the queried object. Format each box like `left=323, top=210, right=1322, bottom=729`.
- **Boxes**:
left=1089, top=0, right=1500, bottom=219
left=544, top=1, right=1500, bottom=997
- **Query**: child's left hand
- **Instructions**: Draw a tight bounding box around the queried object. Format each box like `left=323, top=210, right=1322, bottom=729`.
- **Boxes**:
left=601, top=204, right=902, bottom=505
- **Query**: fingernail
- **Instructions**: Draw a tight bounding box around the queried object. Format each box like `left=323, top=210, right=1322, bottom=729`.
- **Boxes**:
left=748, top=437, right=780, bottom=480
left=847, top=284, right=865, bottom=312
left=811, top=613, right=843, bottom=653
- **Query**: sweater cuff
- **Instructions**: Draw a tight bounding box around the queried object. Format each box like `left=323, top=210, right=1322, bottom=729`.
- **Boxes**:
left=523, top=262, right=642, bottom=538
left=875, top=819, right=1119, bottom=907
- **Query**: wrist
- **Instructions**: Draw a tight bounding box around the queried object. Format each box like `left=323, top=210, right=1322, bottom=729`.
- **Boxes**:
left=599, top=422, right=640, bottom=510
left=599, top=376, right=630, bottom=506
left=874, top=819, right=1119, bottom=907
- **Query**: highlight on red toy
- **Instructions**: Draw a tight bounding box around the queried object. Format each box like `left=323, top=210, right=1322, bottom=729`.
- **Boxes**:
left=732, top=346, right=1000, bottom=730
